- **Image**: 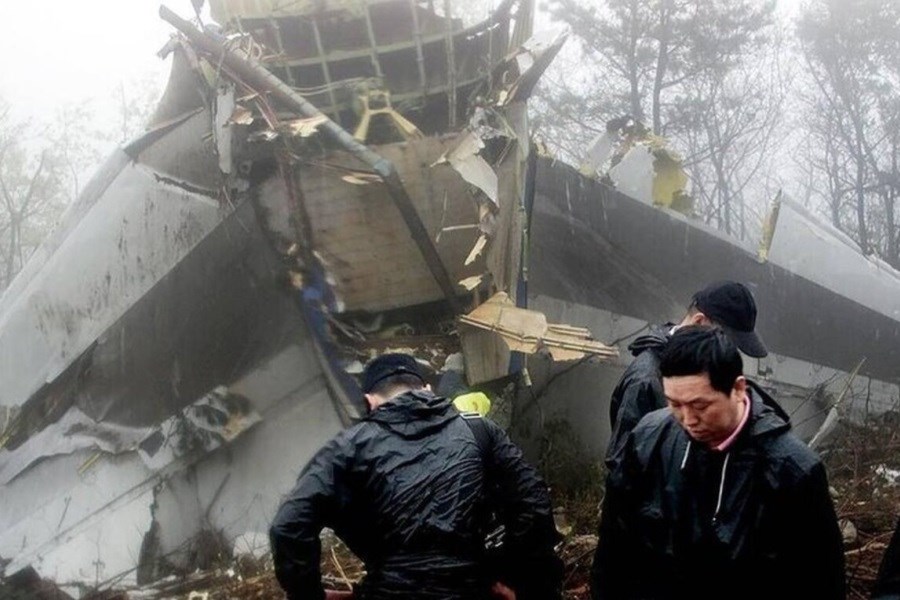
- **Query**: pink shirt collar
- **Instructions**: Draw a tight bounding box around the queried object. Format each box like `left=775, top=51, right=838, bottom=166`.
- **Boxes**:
left=714, top=394, right=750, bottom=452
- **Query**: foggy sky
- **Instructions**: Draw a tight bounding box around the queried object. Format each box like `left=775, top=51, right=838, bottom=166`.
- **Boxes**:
left=0, top=0, right=206, bottom=124
left=0, top=0, right=801, bottom=131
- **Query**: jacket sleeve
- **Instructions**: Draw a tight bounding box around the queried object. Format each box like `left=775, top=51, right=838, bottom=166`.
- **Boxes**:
left=607, top=376, right=664, bottom=459
left=783, top=461, right=846, bottom=599
left=591, top=432, right=641, bottom=600
left=874, top=518, right=900, bottom=599
left=269, top=437, right=349, bottom=600
left=484, top=420, right=563, bottom=600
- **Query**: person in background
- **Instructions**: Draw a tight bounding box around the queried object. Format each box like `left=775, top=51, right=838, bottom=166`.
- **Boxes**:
left=873, top=518, right=900, bottom=599
left=270, top=353, right=563, bottom=599
left=606, top=280, right=768, bottom=458
left=591, top=326, right=845, bottom=599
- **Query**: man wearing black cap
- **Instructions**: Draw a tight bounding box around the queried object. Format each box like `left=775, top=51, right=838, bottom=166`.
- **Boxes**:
left=591, top=327, right=844, bottom=599
left=606, top=281, right=767, bottom=457
left=270, top=353, right=563, bottom=600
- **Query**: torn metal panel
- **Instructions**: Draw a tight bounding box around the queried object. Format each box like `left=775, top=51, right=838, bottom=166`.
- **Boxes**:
left=138, top=388, right=261, bottom=471
left=160, top=7, right=463, bottom=312
left=483, top=102, right=530, bottom=303
left=291, top=137, right=485, bottom=312
left=0, top=158, right=229, bottom=414
left=285, top=114, right=328, bottom=138
left=205, top=0, right=518, bottom=131
left=529, top=157, right=900, bottom=385
left=0, top=450, right=155, bottom=586
left=0, top=339, right=345, bottom=586
left=0, top=0, right=559, bottom=590
left=766, top=197, right=900, bottom=321
left=154, top=355, right=344, bottom=571
left=135, top=106, right=223, bottom=190
left=491, top=29, right=568, bottom=107
left=29, top=487, right=156, bottom=587
left=581, top=117, right=690, bottom=212
left=459, top=292, right=617, bottom=359
left=465, top=234, right=489, bottom=266
left=608, top=144, right=654, bottom=205
left=433, top=130, right=499, bottom=205
left=459, top=292, right=617, bottom=383
left=579, top=130, right=617, bottom=177
left=150, top=41, right=210, bottom=127
left=214, top=86, right=236, bottom=174
left=0, top=150, right=131, bottom=315
left=0, top=408, right=149, bottom=485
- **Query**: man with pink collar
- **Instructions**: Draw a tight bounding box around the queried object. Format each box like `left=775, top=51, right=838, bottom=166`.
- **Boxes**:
left=591, top=326, right=846, bottom=599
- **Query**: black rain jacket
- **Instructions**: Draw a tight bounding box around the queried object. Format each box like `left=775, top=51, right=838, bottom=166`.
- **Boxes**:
left=592, top=381, right=846, bottom=600
left=270, top=389, right=562, bottom=600
left=606, top=325, right=670, bottom=458
left=873, top=517, right=900, bottom=599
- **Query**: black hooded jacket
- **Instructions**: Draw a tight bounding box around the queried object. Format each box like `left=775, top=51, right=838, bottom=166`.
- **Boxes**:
left=270, top=389, right=562, bottom=600
left=607, top=325, right=670, bottom=457
left=873, top=517, right=900, bottom=599
left=591, top=381, right=846, bottom=600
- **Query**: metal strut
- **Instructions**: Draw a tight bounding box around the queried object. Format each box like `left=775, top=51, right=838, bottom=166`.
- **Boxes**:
left=159, top=6, right=463, bottom=314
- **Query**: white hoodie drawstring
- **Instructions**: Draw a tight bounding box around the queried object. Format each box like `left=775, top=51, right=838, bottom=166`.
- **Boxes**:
left=712, top=452, right=731, bottom=524
left=680, top=439, right=692, bottom=470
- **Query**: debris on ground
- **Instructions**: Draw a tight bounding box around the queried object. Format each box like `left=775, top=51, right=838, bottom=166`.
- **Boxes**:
left=7, top=411, right=897, bottom=599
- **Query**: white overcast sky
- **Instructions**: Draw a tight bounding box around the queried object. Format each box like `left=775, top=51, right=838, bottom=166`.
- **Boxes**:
left=0, top=0, right=206, bottom=124
left=0, top=0, right=802, bottom=126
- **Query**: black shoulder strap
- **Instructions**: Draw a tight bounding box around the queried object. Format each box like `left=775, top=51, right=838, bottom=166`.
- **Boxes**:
left=460, top=413, right=493, bottom=468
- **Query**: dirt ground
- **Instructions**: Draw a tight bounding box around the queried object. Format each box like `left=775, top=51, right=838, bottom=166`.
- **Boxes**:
left=8, top=415, right=899, bottom=600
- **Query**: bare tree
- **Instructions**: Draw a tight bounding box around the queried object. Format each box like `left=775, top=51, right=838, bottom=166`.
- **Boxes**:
left=677, top=28, right=788, bottom=239
left=797, top=0, right=900, bottom=266
left=0, top=103, right=67, bottom=288
left=0, top=76, right=162, bottom=293
left=536, top=0, right=779, bottom=239
left=112, top=76, right=161, bottom=145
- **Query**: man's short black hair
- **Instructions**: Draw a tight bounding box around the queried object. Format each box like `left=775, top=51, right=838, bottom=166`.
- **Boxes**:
left=369, top=373, right=426, bottom=397
left=660, top=326, right=743, bottom=394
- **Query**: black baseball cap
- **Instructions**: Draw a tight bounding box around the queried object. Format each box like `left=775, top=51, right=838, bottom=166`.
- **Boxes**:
left=361, top=353, right=425, bottom=394
left=691, top=281, right=768, bottom=358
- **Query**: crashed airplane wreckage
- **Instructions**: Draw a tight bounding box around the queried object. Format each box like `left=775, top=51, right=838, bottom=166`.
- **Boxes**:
left=0, top=0, right=600, bottom=593
left=2, top=0, right=900, bottom=594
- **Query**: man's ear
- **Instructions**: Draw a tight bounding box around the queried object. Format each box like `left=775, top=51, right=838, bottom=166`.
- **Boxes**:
left=424, top=383, right=432, bottom=392
left=365, top=393, right=379, bottom=411
left=731, top=376, right=747, bottom=400
left=690, top=312, right=711, bottom=326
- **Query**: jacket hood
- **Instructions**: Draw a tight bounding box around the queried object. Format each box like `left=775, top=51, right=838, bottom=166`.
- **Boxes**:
left=745, top=379, right=791, bottom=439
left=627, top=323, right=672, bottom=357
left=366, top=389, right=458, bottom=439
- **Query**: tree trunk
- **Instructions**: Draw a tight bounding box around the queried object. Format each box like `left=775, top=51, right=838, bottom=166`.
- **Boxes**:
left=627, top=1, right=644, bottom=122
left=855, top=157, right=868, bottom=255
left=5, top=216, right=18, bottom=288
left=886, top=147, right=898, bottom=266
left=651, top=0, right=672, bottom=134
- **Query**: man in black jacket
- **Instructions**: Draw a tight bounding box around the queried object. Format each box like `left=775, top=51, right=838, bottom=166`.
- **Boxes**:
left=607, top=281, right=768, bottom=457
left=873, top=518, right=900, bottom=599
left=591, top=327, right=845, bottom=599
left=270, top=353, right=563, bottom=600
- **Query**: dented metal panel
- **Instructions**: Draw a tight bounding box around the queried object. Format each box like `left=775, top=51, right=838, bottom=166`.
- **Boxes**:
left=0, top=0, right=559, bottom=590
left=767, top=198, right=900, bottom=321
left=0, top=149, right=229, bottom=412
left=529, top=158, right=900, bottom=385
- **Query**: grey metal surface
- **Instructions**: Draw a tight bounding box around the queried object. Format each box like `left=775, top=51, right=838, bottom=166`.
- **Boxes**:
left=529, top=158, right=900, bottom=385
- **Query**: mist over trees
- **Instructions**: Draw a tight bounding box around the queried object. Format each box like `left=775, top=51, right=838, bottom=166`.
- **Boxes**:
left=0, top=79, right=158, bottom=291
left=0, top=0, right=897, bottom=293
left=796, top=0, right=900, bottom=267
left=534, top=0, right=900, bottom=263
